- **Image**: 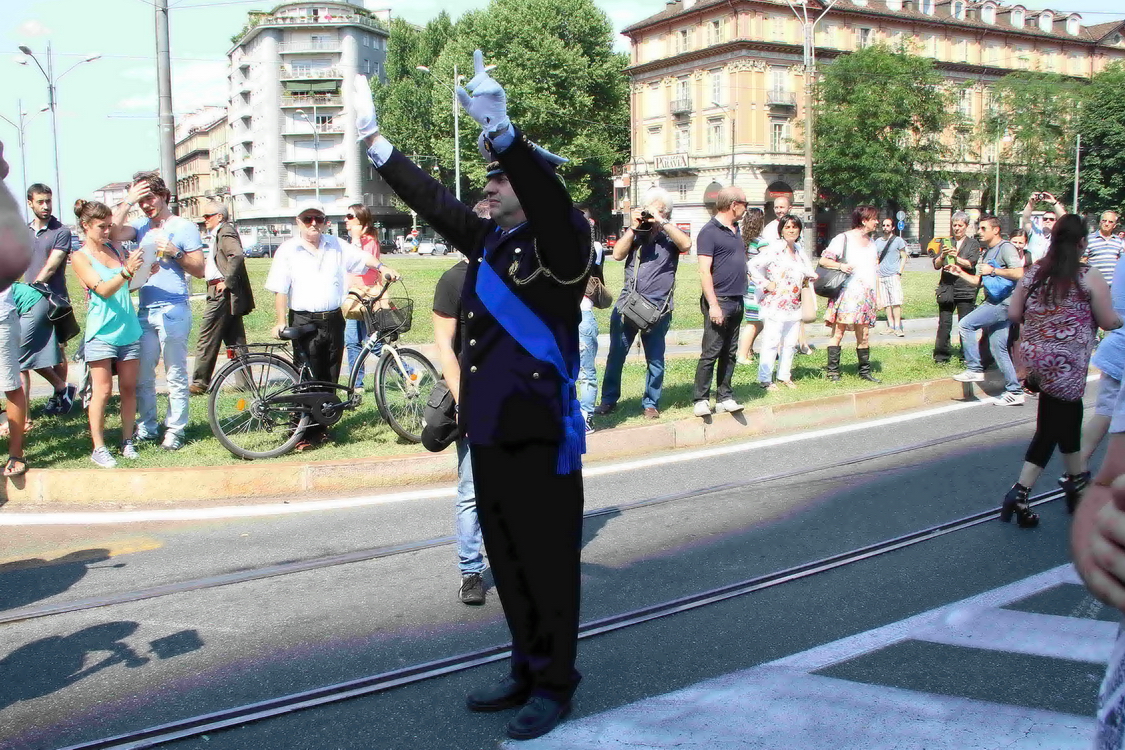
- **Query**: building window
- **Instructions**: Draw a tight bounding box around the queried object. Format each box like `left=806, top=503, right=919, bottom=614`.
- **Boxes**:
left=1016, top=46, right=1030, bottom=69
left=675, top=28, right=690, bottom=53
left=675, top=124, right=689, bottom=154
left=676, top=77, right=690, bottom=103
left=648, top=126, right=663, bottom=156
left=857, top=28, right=873, bottom=48
left=706, top=19, right=724, bottom=46
left=1066, top=16, right=1080, bottom=35
left=958, top=89, right=972, bottom=118
left=710, top=69, right=722, bottom=106
left=771, top=15, right=786, bottom=41
left=362, top=35, right=370, bottom=47
left=770, top=66, right=788, bottom=95
left=646, top=83, right=661, bottom=117
left=921, top=0, right=934, bottom=16
left=1038, top=12, right=1053, bottom=32
left=952, top=1, right=965, bottom=20
left=770, top=121, right=789, bottom=153
left=707, top=118, right=724, bottom=153
left=678, top=183, right=689, bottom=201
left=981, top=4, right=996, bottom=23
left=925, top=34, right=938, bottom=57
left=1012, top=8, right=1024, bottom=28
left=987, top=44, right=1000, bottom=64
left=885, top=0, right=902, bottom=9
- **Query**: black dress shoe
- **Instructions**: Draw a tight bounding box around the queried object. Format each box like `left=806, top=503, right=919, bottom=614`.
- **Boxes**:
left=466, top=676, right=531, bottom=712
left=507, top=696, right=571, bottom=740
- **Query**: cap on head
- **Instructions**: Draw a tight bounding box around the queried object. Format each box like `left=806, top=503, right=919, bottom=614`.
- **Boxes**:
left=296, top=204, right=327, bottom=223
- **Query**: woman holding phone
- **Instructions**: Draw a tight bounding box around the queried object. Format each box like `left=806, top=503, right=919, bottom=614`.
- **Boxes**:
left=70, top=199, right=146, bottom=468
left=933, top=211, right=982, bottom=364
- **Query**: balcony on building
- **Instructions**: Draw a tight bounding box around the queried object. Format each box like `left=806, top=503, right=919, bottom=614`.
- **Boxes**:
left=282, top=151, right=346, bottom=163
left=282, top=174, right=346, bottom=189
left=767, top=89, right=797, bottom=108
left=232, top=5, right=386, bottom=47
left=670, top=98, right=692, bottom=117
left=282, top=120, right=344, bottom=136
left=279, top=39, right=343, bottom=54
left=280, top=92, right=343, bottom=108
left=280, top=65, right=343, bottom=81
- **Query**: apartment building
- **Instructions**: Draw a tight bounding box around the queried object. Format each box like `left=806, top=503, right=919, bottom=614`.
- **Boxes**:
left=174, top=107, right=228, bottom=228
left=619, top=0, right=1125, bottom=243
left=226, top=0, right=405, bottom=243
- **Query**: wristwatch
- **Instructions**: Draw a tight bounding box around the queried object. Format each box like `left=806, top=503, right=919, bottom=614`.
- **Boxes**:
left=171, top=248, right=184, bottom=260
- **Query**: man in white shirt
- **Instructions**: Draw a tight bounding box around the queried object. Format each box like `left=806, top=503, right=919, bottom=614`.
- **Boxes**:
left=264, top=205, right=396, bottom=448
left=761, top=193, right=792, bottom=243
left=1020, top=190, right=1067, bottom=264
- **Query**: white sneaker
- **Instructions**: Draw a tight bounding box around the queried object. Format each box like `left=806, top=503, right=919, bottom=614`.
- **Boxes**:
left=995, top=391, right=1026, bottom=406
left=693, top=400, right=712, bottom=417
left=121, top=440, right=140, bottom=460
left=584, top=415, right=595, bottom=435
left=91, top=447, right=117, bottom=469
left=715, top=399, right=744, bottom=413
left=953, top=370, right=985, bottom=383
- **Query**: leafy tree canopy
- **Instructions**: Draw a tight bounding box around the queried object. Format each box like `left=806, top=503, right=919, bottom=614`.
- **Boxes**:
left=373, top=0, right=629, bottom=213
left=1079, top=62, right=1125, bottom=216
left=813, top=44, right=955, bottom=210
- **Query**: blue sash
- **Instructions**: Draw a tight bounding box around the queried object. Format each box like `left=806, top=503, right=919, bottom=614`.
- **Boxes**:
left=475, top=241, right=585, bottom=475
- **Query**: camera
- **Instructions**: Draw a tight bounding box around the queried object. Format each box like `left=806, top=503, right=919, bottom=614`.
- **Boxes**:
left=637, top=210, right=656, bottom=231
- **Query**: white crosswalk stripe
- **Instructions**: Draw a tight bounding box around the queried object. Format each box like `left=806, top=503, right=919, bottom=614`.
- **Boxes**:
left=509, top=565, right=1110, bottom=749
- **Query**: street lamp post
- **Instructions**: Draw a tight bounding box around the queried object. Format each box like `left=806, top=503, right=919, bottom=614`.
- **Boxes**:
left=415, top=65, right=465, bottom=201
left=17, top=43, right=101, bottom=212
left=0, top=100, right=51, bottom=220
left=294, top=108, right=321, bottom=206
left=787, top=0, right=837, bottom=253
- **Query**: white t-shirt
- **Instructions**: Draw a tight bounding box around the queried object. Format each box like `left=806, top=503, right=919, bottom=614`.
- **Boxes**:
left=265, top=234, right=369, bottom=313
left=762, top=219, right=781, bottom=243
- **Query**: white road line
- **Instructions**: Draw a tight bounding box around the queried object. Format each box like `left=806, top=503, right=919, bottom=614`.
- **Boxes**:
left=0, top=397, right=1004, bottom=526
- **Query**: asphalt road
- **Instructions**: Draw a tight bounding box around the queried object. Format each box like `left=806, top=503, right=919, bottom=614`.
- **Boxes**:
left=0, top=396, right=1111, bottom=750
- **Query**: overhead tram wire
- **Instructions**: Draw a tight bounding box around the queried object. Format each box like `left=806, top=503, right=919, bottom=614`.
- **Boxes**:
left=0, top=413, right=1047, bottom=627
left=55, top=486, right=1067, bottom=750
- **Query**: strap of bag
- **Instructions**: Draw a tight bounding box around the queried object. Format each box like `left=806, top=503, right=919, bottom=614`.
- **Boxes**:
left=627, top=232, right=675, bottom=317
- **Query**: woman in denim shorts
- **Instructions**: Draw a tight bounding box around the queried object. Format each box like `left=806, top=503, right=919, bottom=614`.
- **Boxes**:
left=70, top=200, right=145, bottom=468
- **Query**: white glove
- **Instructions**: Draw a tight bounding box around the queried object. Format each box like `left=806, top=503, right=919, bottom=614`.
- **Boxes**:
left=353, top=74, right=379, bottom=140
left=456, top=50, right=509, bottom=135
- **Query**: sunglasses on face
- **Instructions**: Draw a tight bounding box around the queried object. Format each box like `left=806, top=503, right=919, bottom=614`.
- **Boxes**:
left=1043, top=217, right=1056, bottom=222
left=302, top=216, right=326, bottom=226
left=346, top=213, right=356, bottom=220
left=203, top=213, right=219, bottom=219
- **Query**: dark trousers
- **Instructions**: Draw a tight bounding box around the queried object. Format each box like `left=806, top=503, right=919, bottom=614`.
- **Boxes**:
left=289, top=309, right=345, bottom=432
left=934, top=299, right=976, bottom=362
left=470, top=442, right=584, bottom=701
left=693, top=295, right=742, bottom=402
left=1025, top=392, right=1084, bottom=467
left=192, top=290, right=246, bottom=387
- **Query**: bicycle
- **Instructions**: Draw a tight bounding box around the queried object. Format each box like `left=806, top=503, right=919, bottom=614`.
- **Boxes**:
left=206, top=279, right=439, bottom=459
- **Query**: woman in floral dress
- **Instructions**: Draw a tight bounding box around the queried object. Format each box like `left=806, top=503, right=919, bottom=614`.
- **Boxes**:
left=749, top=215, right=817, bottom=390
left=818, top=205, right=880, bottom=382
left=1003, top=214, right=1122, bottom=527
left=737, top=208, right=769, bottom=365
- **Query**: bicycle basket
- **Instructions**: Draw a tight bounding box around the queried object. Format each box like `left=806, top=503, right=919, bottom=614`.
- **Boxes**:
left=368, top=299, right=413, bottom=336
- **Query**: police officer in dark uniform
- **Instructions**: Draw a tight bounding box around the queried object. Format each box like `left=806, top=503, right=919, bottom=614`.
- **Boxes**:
left=354, top=52, right=591, bottom=741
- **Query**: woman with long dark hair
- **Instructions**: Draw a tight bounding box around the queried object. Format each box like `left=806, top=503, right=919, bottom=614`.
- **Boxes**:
left=344, top=203, right=391, bottom=390
left=819, top=205, right=881, bottom=382
left=737, top=207, right=768, bottom=365
left=1003, top=214, right=1122, bottom=526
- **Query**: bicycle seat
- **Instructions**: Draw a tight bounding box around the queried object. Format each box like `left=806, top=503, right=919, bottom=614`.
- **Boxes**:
left=278, top=323, right=318, bottom=341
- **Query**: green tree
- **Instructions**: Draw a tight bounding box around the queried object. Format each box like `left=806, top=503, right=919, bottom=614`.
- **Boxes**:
left=984, top=71, right=1083, bottom=211
left=813, top=44, right=955, bottom=210
left=374, top=0, right=629, bottom=212
left=1079, top=62, right=1125, bottom=216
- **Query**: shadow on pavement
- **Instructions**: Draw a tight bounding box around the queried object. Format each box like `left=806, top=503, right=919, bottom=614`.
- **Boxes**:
left=0, top=622, right=203, bottom=711
left=0, top=549, right=115, bottom=612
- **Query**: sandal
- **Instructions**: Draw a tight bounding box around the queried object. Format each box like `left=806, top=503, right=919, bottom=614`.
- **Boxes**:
left=4, top=456, right=27, bottom=477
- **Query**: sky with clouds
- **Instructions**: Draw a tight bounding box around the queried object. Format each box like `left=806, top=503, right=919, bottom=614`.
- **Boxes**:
left=1, top=0, right=1122, bottom=216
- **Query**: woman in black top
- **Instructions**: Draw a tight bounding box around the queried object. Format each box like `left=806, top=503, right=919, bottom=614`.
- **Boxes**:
left=933, top=211, right=981, bottom=364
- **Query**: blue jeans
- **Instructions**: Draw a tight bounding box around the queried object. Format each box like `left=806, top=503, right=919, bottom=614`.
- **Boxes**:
left=137, top=301, right=191, bottom=439
left=344, top=319, right=383, bottom=388
left=577, top=309, right=598, bottom=416
left=455, top=440, right=484, bottom=575
left=600, top=307, right=672, bottom=411
left=958, top=301, right=1021, bottom=394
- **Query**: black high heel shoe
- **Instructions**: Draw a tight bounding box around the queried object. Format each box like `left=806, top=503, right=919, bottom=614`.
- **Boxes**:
left=1000, top=484, right=1039, bottom=528
left=1058, top=471, right=1090, bottom=514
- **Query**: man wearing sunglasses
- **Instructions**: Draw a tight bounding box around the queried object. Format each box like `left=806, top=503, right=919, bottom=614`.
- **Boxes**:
left=264, top=204, right=397, bottom=450
left=189, top=202, right=255, bottom=395
left=1021, top=191, right=1067, bottom=264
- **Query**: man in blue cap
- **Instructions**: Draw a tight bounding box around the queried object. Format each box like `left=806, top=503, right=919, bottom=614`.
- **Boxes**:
left=355, top=52, right=592, bottom=740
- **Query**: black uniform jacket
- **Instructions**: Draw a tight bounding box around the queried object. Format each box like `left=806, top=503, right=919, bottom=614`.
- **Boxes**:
left=375, top=129, right=591, bottom=447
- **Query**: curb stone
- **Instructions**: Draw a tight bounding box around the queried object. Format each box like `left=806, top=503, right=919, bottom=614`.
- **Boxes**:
left=0, top=374, right=993, bottom=511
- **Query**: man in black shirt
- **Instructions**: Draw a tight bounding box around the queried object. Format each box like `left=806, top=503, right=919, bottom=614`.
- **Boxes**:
left=693, top=186, right=748, bottom=417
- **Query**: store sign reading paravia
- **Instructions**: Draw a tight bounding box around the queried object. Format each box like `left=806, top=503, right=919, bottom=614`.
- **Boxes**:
left=654, top=154, right=689, bottom=171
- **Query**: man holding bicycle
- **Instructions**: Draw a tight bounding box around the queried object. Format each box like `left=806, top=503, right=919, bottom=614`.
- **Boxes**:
left=264, top=204, right=398, bottom=450
left=355, top=51, right=591, bottom=740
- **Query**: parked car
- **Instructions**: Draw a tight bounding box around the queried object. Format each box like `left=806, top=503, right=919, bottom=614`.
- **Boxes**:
left=605, top=234, right=617, bottom=249
left=906, top=242, right=923, bottom=258
left=416, top=239, right=448, bottom=256
left=70, top=233, right=83, bottom=252
left=244, top=244, right=275, bottom=258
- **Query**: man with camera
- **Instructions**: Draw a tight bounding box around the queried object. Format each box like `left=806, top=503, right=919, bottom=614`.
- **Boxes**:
left=1021, top=191, right=1067, bottom=264
left=594, top=190, right=691, bottom=420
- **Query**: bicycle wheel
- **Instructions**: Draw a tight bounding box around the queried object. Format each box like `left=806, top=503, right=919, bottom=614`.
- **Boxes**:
left=208, top=353, right=310, bottom=459
left=374, top=347, right=439, bottom=443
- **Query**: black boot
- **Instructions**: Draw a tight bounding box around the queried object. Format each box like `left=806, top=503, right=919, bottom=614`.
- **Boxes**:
left=826, top=345, right=842, bottom=382
left=1058, top=471, right=1091, bottom=514
left=1000, top=483, right=1039, bottom=528
left=857, top=347, right=880, bottom=383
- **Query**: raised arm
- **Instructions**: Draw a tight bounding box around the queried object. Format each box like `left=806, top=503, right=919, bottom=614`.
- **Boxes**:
left=110, top=182, right=149, bottom=242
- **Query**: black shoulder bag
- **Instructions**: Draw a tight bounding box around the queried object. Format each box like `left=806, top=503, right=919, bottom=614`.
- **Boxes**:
left=617, top=239, right=673, bottom=334
left=814, top=234, right=851, bottom=299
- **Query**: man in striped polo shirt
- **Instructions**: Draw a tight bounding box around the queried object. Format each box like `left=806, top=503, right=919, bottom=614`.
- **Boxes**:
left=1088, top=211, right=1123, bottom=286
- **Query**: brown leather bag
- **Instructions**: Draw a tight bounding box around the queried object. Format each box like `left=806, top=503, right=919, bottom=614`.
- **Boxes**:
left=585, top=275, right=614, bottom=309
